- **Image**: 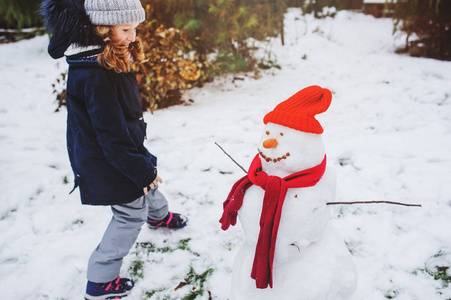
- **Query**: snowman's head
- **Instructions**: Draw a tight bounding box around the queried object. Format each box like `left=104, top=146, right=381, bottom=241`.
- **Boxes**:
left=259, top=85, right=332, bottom=177
left=258, top=122, right=325, bottom=177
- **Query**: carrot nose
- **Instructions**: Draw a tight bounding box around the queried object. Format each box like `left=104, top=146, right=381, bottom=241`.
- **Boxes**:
left=263, top=138, right=278, bottom=149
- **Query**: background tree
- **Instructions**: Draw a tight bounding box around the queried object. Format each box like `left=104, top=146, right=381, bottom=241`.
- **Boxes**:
left=0, top=0, right=44, bottom=43
left=142, top=0, right=287, bottom=74
left=0, top=0, right=43, bottom=29
left=392, top=0, right=451, bottom=60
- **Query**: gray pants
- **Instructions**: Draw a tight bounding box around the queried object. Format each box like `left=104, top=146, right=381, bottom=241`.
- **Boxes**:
left=87, top=187, right=168, bottom=283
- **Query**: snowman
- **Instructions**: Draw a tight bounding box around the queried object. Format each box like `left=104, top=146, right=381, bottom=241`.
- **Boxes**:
left=220, top=85, right=357, bottom=300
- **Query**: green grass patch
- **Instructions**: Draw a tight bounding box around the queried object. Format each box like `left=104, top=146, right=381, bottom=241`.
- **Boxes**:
left=129, top=238, right=215, bottom=299
left=416, top=266, right=451, bottom=288
left=135, top=238, right=200, bottom=256
left=181, top=266, right=214, bottom=300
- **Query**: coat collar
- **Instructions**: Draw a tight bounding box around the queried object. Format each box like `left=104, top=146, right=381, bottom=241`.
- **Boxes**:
left=65, top=44, right=103, bottom=67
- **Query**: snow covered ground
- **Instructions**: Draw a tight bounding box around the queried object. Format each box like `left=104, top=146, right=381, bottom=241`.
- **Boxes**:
left=1, top=8, right=451, bottom=300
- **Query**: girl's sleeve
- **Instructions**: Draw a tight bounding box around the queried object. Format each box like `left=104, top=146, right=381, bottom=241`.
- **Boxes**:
left=83, top=70, right=157, bottom=188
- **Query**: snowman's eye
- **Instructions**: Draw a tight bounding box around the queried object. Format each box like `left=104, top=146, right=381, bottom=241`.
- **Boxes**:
left=266, top=131, right=270, bottom=135
left=280, top=133, right=284, bottom=136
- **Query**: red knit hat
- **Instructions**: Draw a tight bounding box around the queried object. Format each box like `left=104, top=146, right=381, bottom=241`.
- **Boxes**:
left=263, top=85, right=332, bottom=134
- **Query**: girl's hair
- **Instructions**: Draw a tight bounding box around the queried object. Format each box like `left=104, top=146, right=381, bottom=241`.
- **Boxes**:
left=95, top=26, right=147, bottom=73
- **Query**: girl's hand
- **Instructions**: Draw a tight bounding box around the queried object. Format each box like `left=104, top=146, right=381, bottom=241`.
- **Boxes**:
left=143, top=175, right=163, bottom=195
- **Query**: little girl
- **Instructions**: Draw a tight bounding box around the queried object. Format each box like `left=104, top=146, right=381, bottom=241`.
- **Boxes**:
left=41, top=0, right=187, bottom=299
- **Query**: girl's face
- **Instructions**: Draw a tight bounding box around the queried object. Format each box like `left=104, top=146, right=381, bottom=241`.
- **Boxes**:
left=110, top=22, right=140, bottom=46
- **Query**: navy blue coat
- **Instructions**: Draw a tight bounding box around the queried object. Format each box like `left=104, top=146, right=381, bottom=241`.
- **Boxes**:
left=65, top=49, right=157, bottom=205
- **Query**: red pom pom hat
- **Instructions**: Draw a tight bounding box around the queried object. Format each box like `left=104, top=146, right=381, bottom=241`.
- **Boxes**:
left=263, top=85, right=332, bottom=134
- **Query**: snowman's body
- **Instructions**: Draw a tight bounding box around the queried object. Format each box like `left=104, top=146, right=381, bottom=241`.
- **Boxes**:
left=231, top=123, right=357, bottom=300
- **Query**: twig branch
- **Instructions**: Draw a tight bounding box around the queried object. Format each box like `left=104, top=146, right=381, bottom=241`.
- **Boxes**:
left=326, top=201, right=422, bottom=207
left=215, top=142, right=248, bottom=174
left=215, top=142, right=422, bottom=208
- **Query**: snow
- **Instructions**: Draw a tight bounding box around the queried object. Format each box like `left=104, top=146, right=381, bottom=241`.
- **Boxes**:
left=1, top=8, right=451, bottom=300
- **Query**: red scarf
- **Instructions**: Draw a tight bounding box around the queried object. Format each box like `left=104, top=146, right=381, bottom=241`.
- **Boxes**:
left=220, top=154, right=327, bottom=289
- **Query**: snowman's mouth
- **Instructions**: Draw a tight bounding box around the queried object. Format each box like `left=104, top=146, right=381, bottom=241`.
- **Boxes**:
left=258, top=149, right=290, bottom=163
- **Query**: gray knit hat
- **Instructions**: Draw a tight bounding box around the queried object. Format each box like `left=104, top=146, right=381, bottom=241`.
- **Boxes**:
left=84, top=0, right=145, bottom=26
